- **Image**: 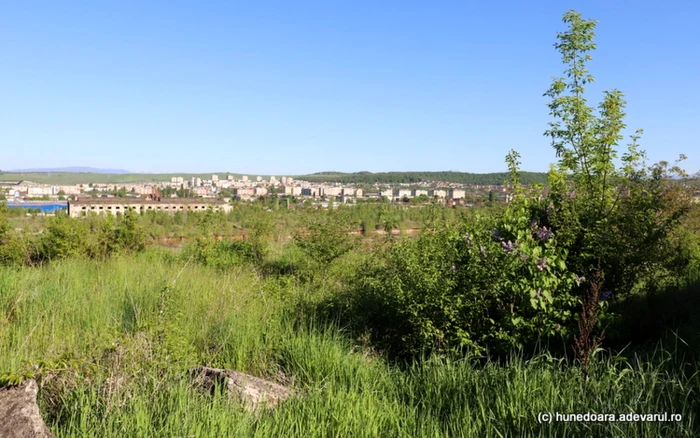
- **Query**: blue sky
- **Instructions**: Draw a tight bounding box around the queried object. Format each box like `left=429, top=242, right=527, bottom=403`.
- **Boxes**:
left=2, top=1, right=698, bottom=175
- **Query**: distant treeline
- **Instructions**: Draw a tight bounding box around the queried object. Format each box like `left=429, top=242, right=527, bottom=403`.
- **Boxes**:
left=298, top=171, right=549, bottom=185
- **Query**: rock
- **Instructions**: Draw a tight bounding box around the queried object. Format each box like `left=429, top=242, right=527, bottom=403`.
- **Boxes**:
left=190, top=367, right=293, bottom=411
left=0, top=380, right=54, bottom=438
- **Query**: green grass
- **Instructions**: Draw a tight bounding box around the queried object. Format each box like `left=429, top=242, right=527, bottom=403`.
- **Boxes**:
left=1, top=250, right=699, bottom=437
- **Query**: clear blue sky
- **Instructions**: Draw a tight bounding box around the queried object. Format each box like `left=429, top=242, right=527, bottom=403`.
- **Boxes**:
left=2, top=1, right=698, bottom=175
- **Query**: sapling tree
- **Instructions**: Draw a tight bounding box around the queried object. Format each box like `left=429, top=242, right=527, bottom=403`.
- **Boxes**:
left=294, top=211, right=357, bottom=275
left=538, top=10, right=692, bottom=366
left=335, top=10, right=693, bottom=361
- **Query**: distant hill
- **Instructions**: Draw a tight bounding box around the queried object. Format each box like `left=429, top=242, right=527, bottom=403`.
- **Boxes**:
left=8, top=167, right=130, bottom=174
left=298, top=171, right=549, bottom=185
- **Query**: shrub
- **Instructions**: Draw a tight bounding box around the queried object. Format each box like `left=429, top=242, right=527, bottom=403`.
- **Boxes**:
left=38, top=214, right=91, bottom=261
left=33, top=212, right=146, bottom=263
left=294, top=211, right=357, bottom=272
left=344, top=200, right=582, bottom=359
left=185, top=237, right=256, bottom=270
left=334, top=11, right=694, bottom=362
left=0, top=205, right=31, bottom=267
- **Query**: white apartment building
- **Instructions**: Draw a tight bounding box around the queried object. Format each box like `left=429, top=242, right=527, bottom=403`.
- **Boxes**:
left=449, top=189, right=466, bottom=199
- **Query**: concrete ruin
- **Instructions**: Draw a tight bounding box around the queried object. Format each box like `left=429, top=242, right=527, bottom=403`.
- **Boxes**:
left=67, top=198, right=232, bottom=218
left=190, top=367, right=294, bottom=411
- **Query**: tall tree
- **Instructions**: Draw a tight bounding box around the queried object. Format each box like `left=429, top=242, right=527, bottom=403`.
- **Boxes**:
left=537, top=10, right=692, bottom=368
left=542, top=11, right=690, bottom=293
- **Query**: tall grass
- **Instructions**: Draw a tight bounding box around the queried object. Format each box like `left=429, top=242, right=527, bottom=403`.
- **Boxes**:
left=1, top=250, right=698, bottom=436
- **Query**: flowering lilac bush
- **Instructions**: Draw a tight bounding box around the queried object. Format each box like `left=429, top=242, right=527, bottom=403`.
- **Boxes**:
left=351, top=197, right=583, bottom=358
left=339, top=10, right=695, bottom=361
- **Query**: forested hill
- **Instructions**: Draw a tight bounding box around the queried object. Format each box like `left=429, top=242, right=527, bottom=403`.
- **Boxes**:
left=298, top=171, right=549, bottom=185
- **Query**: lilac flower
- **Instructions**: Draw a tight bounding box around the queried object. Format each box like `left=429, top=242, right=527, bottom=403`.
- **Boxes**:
left=520, top=253, right=529, bottom=262
left=465, top=232, right=472, bottom=246
left=500, top=240, right=516, bottom=253
left=599, top=290, right=613, bottom=302
left=536, top=226, right=553, bottom=242
left=530, top=219, right=538, bottom=230
left=536, top=257, right=548, bottom=271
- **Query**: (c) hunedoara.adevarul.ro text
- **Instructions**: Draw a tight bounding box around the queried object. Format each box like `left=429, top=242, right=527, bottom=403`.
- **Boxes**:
left=537, top=412, right=682, bottom=424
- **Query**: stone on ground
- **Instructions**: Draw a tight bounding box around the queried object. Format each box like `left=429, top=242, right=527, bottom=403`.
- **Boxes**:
left=0, top=379, right=54, bottom=438
left=190, top=366, right=293, bottom=411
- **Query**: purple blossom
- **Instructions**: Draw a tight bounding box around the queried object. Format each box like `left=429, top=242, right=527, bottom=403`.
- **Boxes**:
left=536, top=257, right=548, bottom=271
left=536, top=226, right=554, bottom=242
left=520, top=253, right=529, bottom=262
left=500, top=240, right=516, bottom=253
left=599, top=290, right=613, bottom=302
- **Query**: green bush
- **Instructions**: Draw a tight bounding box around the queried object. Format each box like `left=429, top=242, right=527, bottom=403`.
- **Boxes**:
left=294, top=211, right=358, bottom=272
left=184, top=237, right=256, bottom=270
left=0, top=205, right=30, bottom=267
left=31, top=212, right=147, bottom=263
left=38, top=214, right=91, bottom=261
left=344, top=198, right=581, bottom=359
left=329, top=11, right=695, bottom=362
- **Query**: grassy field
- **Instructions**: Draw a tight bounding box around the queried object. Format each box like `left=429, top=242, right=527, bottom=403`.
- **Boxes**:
left=1, top=249, right=698, bottom=437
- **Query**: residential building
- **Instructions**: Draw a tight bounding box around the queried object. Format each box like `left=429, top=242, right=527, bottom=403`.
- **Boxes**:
left=395, top=189, right=412, bottom=199
left=450, top=189, right=466, bottom=199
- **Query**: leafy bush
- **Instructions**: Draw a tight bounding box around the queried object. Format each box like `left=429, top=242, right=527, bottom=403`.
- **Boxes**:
left=330, top=11, right=695, bottom=362
left=184, top=237, right=256, bottom=270
left=294, top=211, right=358, bottom=272
left=345, top=199, right=581, bottom=359
left=26, top=212, right=147, bottom=263
left=38, top=214, right=92, bottom=261
left=0, top=204, right=31, bottom=267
